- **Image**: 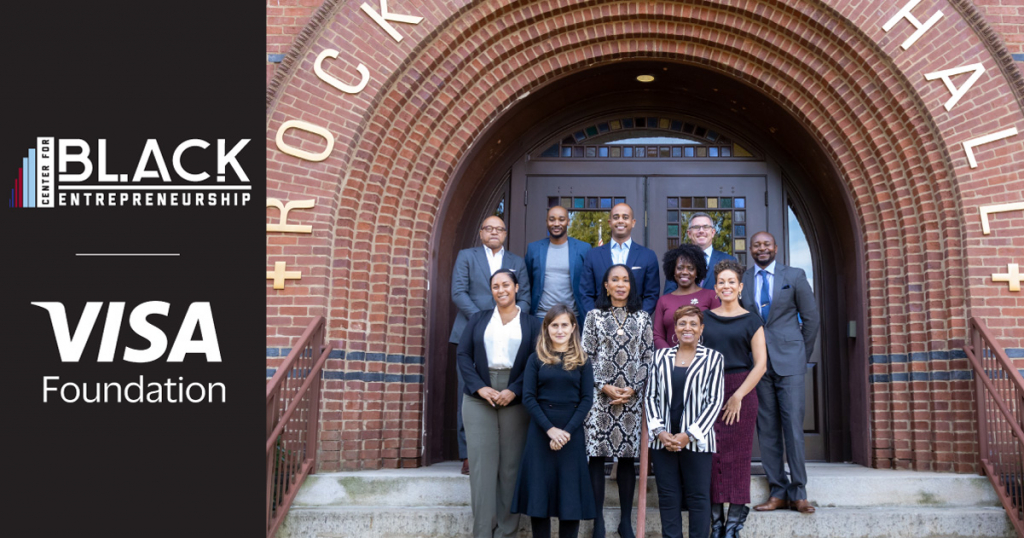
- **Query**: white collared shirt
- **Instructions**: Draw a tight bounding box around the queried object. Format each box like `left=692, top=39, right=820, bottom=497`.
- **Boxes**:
left=610, top=238, right=633, bottom=265
left=483, top=307, right=522, bottom=369
left=755, top=260, right=776, bottom=305
left=484, top=245, right=504, bottom=275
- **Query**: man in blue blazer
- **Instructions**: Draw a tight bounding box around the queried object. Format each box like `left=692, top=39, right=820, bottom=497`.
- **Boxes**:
left=740, top=231, right=820, bottom=514
left=449, top=215, right=531, bottom=473
left=664, top=211, right=737, bottom=294
left=525, top=205, right=591, bottom=322
left=580, top=203, right=660, bottom=316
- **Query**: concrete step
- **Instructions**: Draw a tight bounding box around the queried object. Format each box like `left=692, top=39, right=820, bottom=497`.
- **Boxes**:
left=278, top=505, right=1015, bottom=538
left=292, top=462, right=1001, bottom=509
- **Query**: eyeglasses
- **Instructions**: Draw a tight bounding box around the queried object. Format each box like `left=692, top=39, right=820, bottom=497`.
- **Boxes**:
left=481, top=226, right=507, bottom=233
left=688, top=225, right=715, bottom=232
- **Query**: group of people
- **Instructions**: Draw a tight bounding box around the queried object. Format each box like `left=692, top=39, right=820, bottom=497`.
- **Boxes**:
left=450, top=203, right=820, bottom=538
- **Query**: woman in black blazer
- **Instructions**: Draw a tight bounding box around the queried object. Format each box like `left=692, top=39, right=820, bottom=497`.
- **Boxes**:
left=644, top=305, right=725, bottom=538
left=458, top=268, right=543, bottom=538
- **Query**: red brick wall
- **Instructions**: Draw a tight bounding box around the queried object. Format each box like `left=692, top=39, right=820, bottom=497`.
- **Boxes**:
left=266, top=0, right=321, bottom=85
left=974, top=0, right=1024, bottom=55
left=266, top=0, right=1024, bottom=472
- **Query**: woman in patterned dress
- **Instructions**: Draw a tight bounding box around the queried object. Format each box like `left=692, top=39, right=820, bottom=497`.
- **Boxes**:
left=582, top=264, right=655, bottom=538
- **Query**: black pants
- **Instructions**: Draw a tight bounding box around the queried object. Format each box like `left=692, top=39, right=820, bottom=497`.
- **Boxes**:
left=588, top=456, right=636, bottom=537
left=650, top=448, right=712, bottom=538
left=531, top=517, right=580, bottom=538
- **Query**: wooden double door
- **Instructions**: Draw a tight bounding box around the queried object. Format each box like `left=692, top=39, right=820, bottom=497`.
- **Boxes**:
left=509, top=165, right=826, bottom=461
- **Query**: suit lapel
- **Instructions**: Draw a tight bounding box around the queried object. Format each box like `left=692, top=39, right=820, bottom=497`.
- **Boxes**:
left=514, top=312, right=531, bottom=364
left=473, top=247, right=491, bottom=284
left=625, top=240, right=641, bottom=269
left=703, top=250, right=718, bottom=288
left=740, top=267, right=755, bottom=311
left=767, top=263, right=786, bottom=324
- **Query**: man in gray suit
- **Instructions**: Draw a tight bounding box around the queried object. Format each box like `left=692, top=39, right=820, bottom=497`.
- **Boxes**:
left=740, top=231, right=820, bottom=514
left=450, top=215, right=531, bottom=473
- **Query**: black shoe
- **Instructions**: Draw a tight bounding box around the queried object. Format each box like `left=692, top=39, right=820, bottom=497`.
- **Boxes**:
left=710, top=503, right=726, bottom=538
left=592, top=515, right=605, bottom=538
left=616, top=518, right=635, bottom=538
left=723, top=504, right=750, bottom=538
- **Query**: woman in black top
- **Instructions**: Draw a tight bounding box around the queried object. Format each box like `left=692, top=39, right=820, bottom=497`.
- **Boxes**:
left=512, top=304, right=595, bottom=538
left=701, top=259, right=767, bottom=538
left=644, top=305, right=725, bottom=538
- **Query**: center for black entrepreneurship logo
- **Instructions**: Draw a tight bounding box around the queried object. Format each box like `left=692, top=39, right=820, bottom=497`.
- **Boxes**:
left=9, top=137, right=252, bottom=208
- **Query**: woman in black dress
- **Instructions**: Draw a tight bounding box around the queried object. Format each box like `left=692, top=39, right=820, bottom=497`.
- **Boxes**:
left=702, top=259, right=767, bottom=538
left=512, top=303, right=596, bottom=538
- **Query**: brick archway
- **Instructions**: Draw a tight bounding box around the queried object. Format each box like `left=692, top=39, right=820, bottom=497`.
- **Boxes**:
left=267, top=0, right=1024, bottom=471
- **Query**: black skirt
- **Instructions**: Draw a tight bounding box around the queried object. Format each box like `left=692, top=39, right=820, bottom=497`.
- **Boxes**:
left=511, top=402, right=596, bottom=520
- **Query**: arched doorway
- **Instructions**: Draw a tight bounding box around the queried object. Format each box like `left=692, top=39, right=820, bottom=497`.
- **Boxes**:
left=426, top=61, right=864, bottom=465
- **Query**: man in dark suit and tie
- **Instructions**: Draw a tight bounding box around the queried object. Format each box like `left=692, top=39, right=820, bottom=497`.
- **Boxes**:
left=740, top=231, right=820, bottom=514
left=450, top=215, right=531, bottom=474
left=525, top=205, right=590, bottom=321
left=580, top=203, right=660, bottom=316
left=664, top=212, right=737, bottom=293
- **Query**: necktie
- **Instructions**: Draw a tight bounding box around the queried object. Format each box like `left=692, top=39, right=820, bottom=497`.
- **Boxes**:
left=759, top=269, right=771, bottom=322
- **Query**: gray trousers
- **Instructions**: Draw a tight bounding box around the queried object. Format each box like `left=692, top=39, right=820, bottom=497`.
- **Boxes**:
left=755, top=361, right=808, bottom=501
left=462, top=369, right=529, bottom=538
left=458, top=369, right=467, bottom=459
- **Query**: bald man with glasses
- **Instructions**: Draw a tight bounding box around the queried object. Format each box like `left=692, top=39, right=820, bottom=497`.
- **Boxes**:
left=450, top=215, right=531, bottom=474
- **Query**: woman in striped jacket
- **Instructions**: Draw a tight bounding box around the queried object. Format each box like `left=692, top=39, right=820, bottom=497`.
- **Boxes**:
left=644, top=305, right=725, bottom=538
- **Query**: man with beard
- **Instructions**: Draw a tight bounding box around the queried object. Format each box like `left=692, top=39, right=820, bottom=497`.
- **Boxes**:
left=450, top=214, right=531, bottom=475
left=739, top=231, right=820, bottom=515
left=579, top=203, right=660, bottom=316
left=665, top=211, right=737, bottom=293
left=525, top=205, right=591, bottom=322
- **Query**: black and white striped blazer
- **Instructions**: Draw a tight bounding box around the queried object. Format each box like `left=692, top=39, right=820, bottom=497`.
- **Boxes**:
left=645, top=345, right=724, bottom=453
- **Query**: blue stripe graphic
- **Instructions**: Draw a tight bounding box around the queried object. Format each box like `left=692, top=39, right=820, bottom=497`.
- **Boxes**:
left=28, top=149, right=36, bottom=207
left=22, top=157, right=28, bottom=207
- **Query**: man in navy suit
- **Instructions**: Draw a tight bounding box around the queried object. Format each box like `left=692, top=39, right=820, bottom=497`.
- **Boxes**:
left=580, top=203, right=660, bottom=316
left=525, top=205, right=590, bottom=322
left=449, top=215, right=531, bottom=474
left=740, top=231, right=820, bottom=514
left=664, top=212, right=738, bottom=294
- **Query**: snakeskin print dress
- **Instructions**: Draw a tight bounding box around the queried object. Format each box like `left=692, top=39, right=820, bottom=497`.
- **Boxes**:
left=582, top=307, right=654, bottom=458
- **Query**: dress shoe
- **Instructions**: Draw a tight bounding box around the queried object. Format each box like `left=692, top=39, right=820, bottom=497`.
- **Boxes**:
left=753, top=496, right=787, bottom=511
left=790, top=499, right=815, bottom=514
left=616, top=519, right=635, bottom=538
left=461, top=459, right=469, bottom=476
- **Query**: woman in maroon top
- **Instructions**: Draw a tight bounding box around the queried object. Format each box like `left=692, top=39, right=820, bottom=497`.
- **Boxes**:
left=653, top=244, right=721, bottom=349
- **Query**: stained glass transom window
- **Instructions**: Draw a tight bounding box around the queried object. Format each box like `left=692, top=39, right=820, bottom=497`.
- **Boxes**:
left=537, top=117, right=755, bottom=160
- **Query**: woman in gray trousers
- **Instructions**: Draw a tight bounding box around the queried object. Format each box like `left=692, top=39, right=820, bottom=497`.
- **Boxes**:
left=458, top=269, right=542, bottom=538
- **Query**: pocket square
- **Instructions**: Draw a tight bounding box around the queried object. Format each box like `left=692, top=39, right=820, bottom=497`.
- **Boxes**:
left=632, top=266, right=642, bottom=270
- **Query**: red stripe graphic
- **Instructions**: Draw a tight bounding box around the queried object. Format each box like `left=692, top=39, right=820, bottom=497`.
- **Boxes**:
left=17, top=168, right=22, bottom=208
